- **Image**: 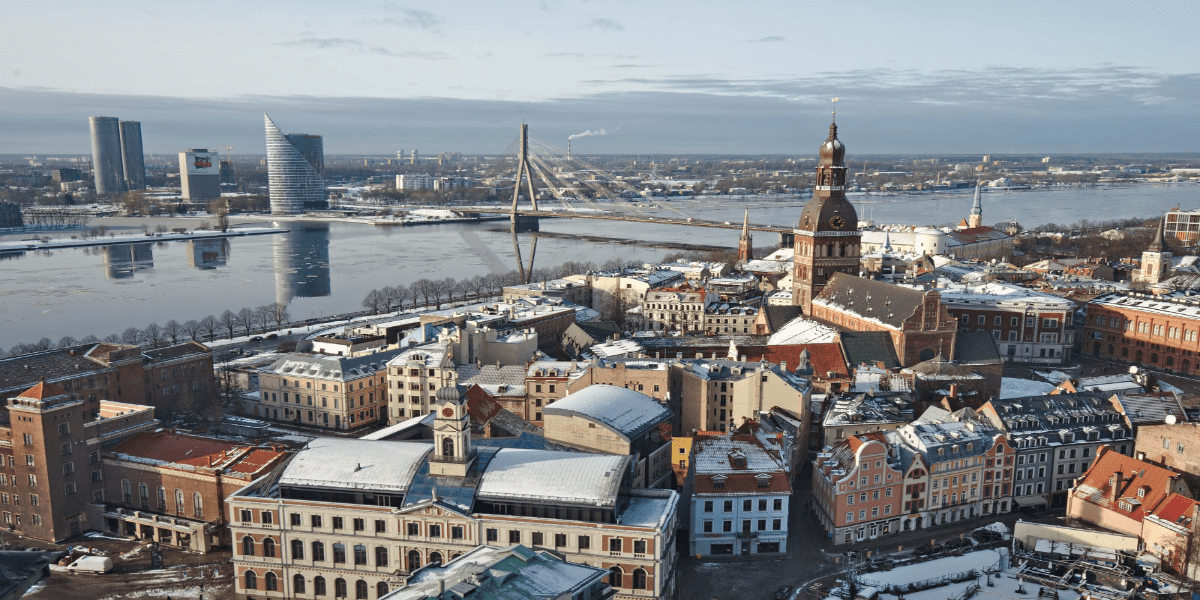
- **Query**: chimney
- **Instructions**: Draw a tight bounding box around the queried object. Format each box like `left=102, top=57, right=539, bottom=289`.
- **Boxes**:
left=949, top=384, right=959, bottom=399
left=1110, top=471, right=1122, bottom=503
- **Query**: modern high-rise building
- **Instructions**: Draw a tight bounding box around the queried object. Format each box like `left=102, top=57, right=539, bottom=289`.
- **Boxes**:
left=88, top=116, right=126, bottom=195
left=179, top=149, right=222, bottom=200
left=264, top=113, right=327, bottom=214
left=118, top=121, right=145, bottom=190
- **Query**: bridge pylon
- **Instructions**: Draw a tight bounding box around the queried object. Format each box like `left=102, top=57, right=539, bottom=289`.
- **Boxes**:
left=510, top=123, right=540, bottom=222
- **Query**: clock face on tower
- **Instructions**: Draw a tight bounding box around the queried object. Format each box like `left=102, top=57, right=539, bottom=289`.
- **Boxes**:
left=830, top=215, right=846, bottom=230
left=442, top=407, right=454, bottom=417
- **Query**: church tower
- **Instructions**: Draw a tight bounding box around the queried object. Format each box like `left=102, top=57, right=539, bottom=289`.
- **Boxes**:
left=1138, top=216, right=1173, bottom=285
left=429, top=383, right=475, bottom=477
left=737, top=209, right=753, bottom=263
left=967, top=183, right=983, bottom=229
left=793, top=121, right=861, bottom=313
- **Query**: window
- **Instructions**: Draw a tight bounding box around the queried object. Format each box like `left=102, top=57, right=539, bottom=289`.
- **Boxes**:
left=743, top=499, right=752, bottom=511
left=294, top=574, right=306, bottom=594
left=314, top=576, right=326, bottom=596
left=407, top=522, right=420, bottom=536
left=291, top=513, right=302, bottom=526
left=609, top=567, right=623, bottom=588
left=509, top=530, right=521, bottom=544
left=245, top=571, right=257, bottom=590
left=378, top=582, right=390, bottom=597
left=774, top=499, right=783, bottom=511
left=532, top=532, right=543, bottom=546
left=555, top=533, right=567, bottom=547
left=354, top=544, right=367, bottom=565
left=121, top=480, right=131, bottom=503
left=633, top=568, right=648, bottom=590
left=356, top=579, right=368, bottom=599
left=22, top=434, right=32, bottom=446
left=242, top=536, right=255, bottom=556
left=311, top=515, right=323, bottom=528
left=175, top=489, right=184, bottom=514
left=265, top=572, right=278, bottom=591
left=723, top=500, right=733, bottom=512
left=759, top=499, right=767, bottom=511
left=312, top=541, right=325, bottom=562
left=704, top=500, right=714, bottom=513
left=291, top=539, right=304, bottom=560
left=376, top=546, right=389, bottom=566
left=486, top=528, right=498, bottom=542
left=609, top=538, right=623, bottom=552
left=332, top=516, right=344, bottom=530
left=263, top=537, right=276, bottom=558
left=429, top=524, right=441, bottom=538
left=634, top=540, right=647, bottom=554
left=332, top=543, right=346, bottom=564
left=241, top=509, right=253, bottom=523
left=262, top=511, right=273, bottom=525
left=65, top=482, right=76, bottom=495
left=579, top=535, right=590, bottom=550
left=375, top=519, right=386, bottom=533
left=60, top=442, right=71, bottom=456
left=335, top=579, right=347, bottom=598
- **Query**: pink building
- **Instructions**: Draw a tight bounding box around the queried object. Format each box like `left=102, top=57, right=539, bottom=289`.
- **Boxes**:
left=812, top=432, right=904, bottom=545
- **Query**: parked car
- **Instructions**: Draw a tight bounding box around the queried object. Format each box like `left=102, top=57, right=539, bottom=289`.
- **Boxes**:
left=774, top=586, right=793, bottom=600
left=266, top=333, right=278, bottom=339
left=972, top=529, right=1002, bottom=543
left=250, top=336, right=264, bottom=342
left=944, top=537, right=972, bottom=551
left=914, top=543, right=943, bottom=557
left=870, top=556, right=894, bottom=570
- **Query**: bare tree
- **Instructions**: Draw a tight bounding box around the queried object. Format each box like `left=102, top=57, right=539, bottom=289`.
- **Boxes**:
left=104, top=333, right=121, bottom=343
left=199, top=315, right=219, bottom=341
left=219, top=310, right=238, bottom=339
left=413, top=278, right=435, bottom=308
left=455, top=279, right=473, bottom=303
left=122, top=327, right=143, bottom=346
left=362, top=289, right=384, bottom=314
left=408, top=284, right=422, bottom=309
left=80, top=335, right=100, bottom=344
left=143, top=323, right=164, bottom=348
left=183, top=320, right=201, bottom=341
left=387, top=285, right=408, bottom=310
left=441, top=278, right=458, bottom=304
left=268, top=303, right=290, bottom=331
left=163, top=320, right=183, bottom=345
left=237, top=307, right=256, bottom=334
left=255, top=306, right=273, bottom=331
left=483, top=273, right=502, bottom=296
left=56, top=336, right=78, bottom=349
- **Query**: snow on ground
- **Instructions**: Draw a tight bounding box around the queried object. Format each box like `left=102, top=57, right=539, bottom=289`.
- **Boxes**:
left=1032, top=370, right=1074, bottom=383
left=1000, top=377, right=1056, bottom=399
left=861, top=549, right=1003, bottom=587
left=24, top=581, right=46, bottom=595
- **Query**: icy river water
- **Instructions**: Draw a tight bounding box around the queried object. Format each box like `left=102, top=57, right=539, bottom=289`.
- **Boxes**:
left=1, top=183, right=1196, bottom=348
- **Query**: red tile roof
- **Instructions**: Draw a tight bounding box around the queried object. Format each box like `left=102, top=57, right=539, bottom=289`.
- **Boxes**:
left=1151, top=493, right=1200, bottom=527
left=227, top=448, right=288, bottom=476
left=113, top=431, right=287, bottom=474
left=761, top=343, right=849, bottom=379
left=1074, top=447, right=1180, bottom=521
left=18, top=381, right=69, bottom=400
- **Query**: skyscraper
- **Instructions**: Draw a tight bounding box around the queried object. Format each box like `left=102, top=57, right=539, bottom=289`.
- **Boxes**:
left=119, top=121, right=145, bottom=190
left=89, top=116, right=126, bottom=195
left=264, top=113, right=327, bottom=214
left=179, top=149, right=222, bottom=200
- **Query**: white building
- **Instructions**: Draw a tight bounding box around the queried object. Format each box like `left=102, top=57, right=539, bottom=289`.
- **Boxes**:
left=396, top=174, right=434, bottom=190
left=686, top=434, right=790, bottom=556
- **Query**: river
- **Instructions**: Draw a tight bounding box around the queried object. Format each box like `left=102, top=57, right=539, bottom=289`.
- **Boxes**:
left=1, top=183, right=1196, bottom=349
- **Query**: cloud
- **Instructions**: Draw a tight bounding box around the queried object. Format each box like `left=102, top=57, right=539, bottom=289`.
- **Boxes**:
left=276, top=37, right=366, bottom=50
left=585, top=17, right=624, bottom=31
left=749, top=36, right=785, bottom=43
left=275, top=38, right=448, bottom=59
left=375, top=7, right=445, bottom=33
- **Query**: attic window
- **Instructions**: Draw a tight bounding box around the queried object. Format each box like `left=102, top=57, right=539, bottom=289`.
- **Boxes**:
left=1138, top=488, right=1146, bottom=498
left=711, top=475, right=727, bottom=490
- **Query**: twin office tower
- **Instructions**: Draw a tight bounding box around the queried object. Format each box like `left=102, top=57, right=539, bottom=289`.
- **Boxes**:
left=88, top=116, right=145, bottom=195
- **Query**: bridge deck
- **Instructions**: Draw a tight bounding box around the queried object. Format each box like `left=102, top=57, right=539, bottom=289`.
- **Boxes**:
left=468, top=208, right=793, bottom=233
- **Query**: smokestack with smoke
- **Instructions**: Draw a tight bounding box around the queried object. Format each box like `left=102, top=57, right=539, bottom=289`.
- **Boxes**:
left=567, top=129, right=610, bottom=160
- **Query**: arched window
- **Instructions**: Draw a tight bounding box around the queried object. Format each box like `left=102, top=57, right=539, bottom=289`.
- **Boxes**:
left=442, top=436, right=455, bottom=457
left=139, top=482, right=149, bottom=508
left=121, top=480, right=132, bottom=504
left=242, top=536, right=255, bottom=556
left=262, top=537, right=276, bottom=558
left=175, top=489, right=184, bottom=514
left=192, top=492, right=203, bottom=518
left=609, top=567, right=623, bottom=588
left=312, top=541, right=326, bottom=561
left=407, top=549, right=421, bottom=571
left=291, top=539, right=304, bottom=559
left=244, top=570, right=257, bottom=590
left=375, top=546, right=389, bottom=567
left=1167, top=356, right=1175, bottom=368
left=429, top=551, right=443, bottom=565
left=354, top=544, right=367, bottom=565
left=356, top=580, right=369, bottom=599
left=265, top=572, right=278, bottom=591
left=156, top=486, right=166, bottom=510
left=334, top=578, right=348, bottom=598
left=333, top=543, right=346, bottom=563
left=294, top=574, right=306, bottom=594
left=314, top=576, right=327, bottom=596
left=377, top=582, right=390, bottom=596
left=632, top=568, right=647, bottom=590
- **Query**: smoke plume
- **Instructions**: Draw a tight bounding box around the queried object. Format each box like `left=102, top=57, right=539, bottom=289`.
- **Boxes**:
left=568, top=128, right=610, bottom=141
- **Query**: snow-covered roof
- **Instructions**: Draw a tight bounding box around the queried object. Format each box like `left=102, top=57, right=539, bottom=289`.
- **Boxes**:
left=589, top=338, right=643, bottom=359
left=617, top=491, right=678, bottom=528
left=387, top=343, right=450, bottom=367
left=1000, top=377, right=1056, bottom=399
left=692, top=436, right=785, bottom=475
left=359, top=412, right=435, bottom=441
left=767, top=316, right=839, bottom=346
left=939, top=282, right=1074, bottom=310
left=279, top=437, right=431, bottom=493
left=1090, top=293, right=1200, bottom=320
left=476, top=449, right=628, bottom=507
left=545, top=384, right=670, bottom=439
left=262, top=348, right=402, bottom=381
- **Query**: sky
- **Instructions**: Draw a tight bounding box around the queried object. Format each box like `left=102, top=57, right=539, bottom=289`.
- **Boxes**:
left=2, top=0, right=1199, bottom=155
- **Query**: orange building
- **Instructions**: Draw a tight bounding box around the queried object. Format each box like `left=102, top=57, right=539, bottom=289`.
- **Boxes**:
left=812, top=432, right=904, bottom=545
left=1084, top=293, right=1200, bottom=375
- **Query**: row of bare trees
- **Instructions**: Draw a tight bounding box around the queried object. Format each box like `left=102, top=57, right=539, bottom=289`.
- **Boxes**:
left=3, top=303, right=291, bottom=357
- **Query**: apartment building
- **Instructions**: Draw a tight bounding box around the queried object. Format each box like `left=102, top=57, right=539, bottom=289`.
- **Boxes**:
left=687, top=434, right=790, bottom=556
left=639, top=287, right=708, bottom=334
left=140, top=342, right=217, bottom=409
left=228, top=386, right=678, bottom=600
left=702, top=304, right=759, bottom=335
left=812, top=432, right=903, bottom=545
left=565, top=269, right=685, bottom=322
left=888, top=411, right=997, bottom=531
left=257, top=349, right=401, bottom=431
left=386, top=344, right=455, bottom=424
left=939, top=282, right=1074, bottom=365
left=525, top=361, right=589, bottom=420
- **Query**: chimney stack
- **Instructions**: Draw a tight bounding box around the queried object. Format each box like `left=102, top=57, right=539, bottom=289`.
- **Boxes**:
left=1110, top=471, right=1122, bottom=503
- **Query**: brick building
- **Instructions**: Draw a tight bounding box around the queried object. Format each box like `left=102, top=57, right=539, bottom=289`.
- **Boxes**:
left=1083, top=293, right=1200, bottom=375
left=91, top=431, right=288, bottom=552
left=140, top=342, right=216, bottom=409
left=810, top=273, right=959, bottom=367
left=939, top=282, right=1075, bottom=365
left=1134, top=423, right=1200, bottom=494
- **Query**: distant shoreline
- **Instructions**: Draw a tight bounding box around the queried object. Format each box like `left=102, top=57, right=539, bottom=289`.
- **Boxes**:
left=0, top=227, right=286, bottom=253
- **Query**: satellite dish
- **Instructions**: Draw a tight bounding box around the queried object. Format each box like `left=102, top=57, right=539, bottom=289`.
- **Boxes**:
left=1129, top=366, right=1139, bottom=375
left=1166, top=415, right=1177, bottom=425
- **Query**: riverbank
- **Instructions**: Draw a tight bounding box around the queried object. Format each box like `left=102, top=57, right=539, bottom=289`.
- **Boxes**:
left=0, top=226, right=285, bottom=253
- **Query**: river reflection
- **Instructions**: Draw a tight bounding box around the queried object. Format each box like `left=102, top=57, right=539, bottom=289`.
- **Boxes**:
left=272, top=223, right=332, bottom=305
left=102, top=243, right=154, bottom=279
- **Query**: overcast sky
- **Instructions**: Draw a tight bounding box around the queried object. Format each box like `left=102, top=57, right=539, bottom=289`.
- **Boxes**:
left=2, top=0, right=1199, bottom=155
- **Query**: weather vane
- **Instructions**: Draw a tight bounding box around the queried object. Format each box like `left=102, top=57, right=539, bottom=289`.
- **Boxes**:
left=831, top=97, right=839, bottom=122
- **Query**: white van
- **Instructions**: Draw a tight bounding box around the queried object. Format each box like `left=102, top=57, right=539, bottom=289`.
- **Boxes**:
left=67, top=555, right=114, bottom=573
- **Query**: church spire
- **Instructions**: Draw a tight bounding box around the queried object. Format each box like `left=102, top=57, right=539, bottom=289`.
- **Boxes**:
left=737, top=209, right=753, bottom=263
left=1148, top=216, right=1170, bottom=253
left=967, top=182, right=983, bottom=228
left=741, top=209, right=749, bottom=238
